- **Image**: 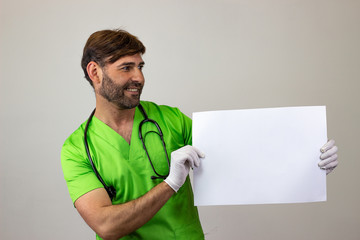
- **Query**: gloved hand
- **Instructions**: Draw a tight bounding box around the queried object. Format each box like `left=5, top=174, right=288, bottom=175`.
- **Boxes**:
left=319, top=139, right=338, bottom=175
left=164, top=145, right=205, bottom=192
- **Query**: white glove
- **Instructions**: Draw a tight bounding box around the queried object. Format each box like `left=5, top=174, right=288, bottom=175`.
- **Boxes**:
left=164, top=145, right=205, bottom=192
left=319, top=139, right=338, bottom=175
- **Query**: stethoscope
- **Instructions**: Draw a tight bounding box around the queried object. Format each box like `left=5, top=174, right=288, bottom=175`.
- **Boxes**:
left=83, top=104, right=170, bottom=199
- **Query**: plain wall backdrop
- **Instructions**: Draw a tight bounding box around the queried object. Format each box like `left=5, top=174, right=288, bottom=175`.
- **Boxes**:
left=1, top=0, right=359, bottom=239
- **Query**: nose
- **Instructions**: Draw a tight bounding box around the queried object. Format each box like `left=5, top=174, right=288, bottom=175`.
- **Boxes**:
left=132, top=68, right=144, bottom=83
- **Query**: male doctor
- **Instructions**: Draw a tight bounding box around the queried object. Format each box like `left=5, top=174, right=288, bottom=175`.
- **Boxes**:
left=61, top=29, right=338, bottom=240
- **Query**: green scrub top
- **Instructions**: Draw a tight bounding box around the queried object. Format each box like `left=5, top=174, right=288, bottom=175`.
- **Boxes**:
left=61, top=101, right=204, bottom=240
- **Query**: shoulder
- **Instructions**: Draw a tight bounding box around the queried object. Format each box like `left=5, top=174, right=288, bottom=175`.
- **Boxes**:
left=139, top=101, right=192, bottom=144
left=61, top=121, right=87, bottom=163
left=139, top=101, right=186, bottom=119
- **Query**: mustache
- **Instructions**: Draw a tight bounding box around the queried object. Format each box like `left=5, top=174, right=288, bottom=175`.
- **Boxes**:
left=123, top=81, right=143, bottom=89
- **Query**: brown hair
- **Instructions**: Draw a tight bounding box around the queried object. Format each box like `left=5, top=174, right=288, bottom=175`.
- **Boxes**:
left=81, top=29, right=146, bottom=86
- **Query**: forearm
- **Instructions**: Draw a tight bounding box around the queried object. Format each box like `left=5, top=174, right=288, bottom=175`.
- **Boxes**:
left=76, top=145, right=204, bottom=239
left=87, top=182, right=174, bottom=240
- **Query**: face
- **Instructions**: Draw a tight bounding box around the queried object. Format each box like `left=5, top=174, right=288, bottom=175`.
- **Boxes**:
left=98, top=54, right=145, bottom=110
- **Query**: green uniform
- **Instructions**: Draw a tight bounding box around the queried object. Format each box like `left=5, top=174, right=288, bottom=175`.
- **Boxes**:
left=61, top=101, right=204, bottom=239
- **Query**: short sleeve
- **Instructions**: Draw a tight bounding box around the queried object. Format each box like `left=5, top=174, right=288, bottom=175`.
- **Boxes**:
left=61, top=139, right=103, bottom=205
left=180, top=111, right=192, bottom=146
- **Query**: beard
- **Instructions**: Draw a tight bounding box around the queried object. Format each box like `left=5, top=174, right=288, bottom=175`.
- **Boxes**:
left=98, top=72, right=143, bottom=109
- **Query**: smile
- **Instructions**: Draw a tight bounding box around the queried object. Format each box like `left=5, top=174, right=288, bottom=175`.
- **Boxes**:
left=126, top=88, right=139, bottom=92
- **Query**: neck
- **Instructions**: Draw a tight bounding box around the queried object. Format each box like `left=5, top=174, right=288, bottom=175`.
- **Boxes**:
left=94, top=96, right=137, bottom=130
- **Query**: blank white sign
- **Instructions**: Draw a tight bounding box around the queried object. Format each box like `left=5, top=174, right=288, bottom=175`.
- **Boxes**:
left=192, top=106, right=327, bottom=206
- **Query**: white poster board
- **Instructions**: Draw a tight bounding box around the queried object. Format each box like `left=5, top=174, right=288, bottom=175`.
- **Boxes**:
left=192, top=106, right=327, bottom=206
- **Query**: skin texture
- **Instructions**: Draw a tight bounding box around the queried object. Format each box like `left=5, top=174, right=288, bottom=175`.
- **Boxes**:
left=75, top=54, right=176, bottom=239
left=89, top=53, right=145, bottom=144
left=75, top=183, right=174, bottom=240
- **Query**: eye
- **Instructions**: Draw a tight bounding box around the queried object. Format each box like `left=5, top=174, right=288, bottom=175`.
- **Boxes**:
left=121, top=66, right=130, bottom=71
left=138, top=65, right=144, bottom=71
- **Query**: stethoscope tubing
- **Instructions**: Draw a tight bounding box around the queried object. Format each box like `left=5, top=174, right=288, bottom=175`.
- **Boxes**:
left=83, top=104, right=170, bottom=199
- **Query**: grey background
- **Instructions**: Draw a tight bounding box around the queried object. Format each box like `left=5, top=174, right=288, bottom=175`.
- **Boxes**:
left=1, top=0, right=359, bottom=239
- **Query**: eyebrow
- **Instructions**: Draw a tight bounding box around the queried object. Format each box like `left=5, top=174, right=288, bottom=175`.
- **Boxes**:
left=116, top=61, right=145, bottom=68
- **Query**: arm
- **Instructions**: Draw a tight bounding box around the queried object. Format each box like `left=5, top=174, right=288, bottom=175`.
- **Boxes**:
left=75, top=145, right=204, bottom=240
left=75, top=182, right=174, bottom=240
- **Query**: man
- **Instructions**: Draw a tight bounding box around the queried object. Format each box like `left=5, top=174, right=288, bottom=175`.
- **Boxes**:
left=61, top=29, right=338, bottom=240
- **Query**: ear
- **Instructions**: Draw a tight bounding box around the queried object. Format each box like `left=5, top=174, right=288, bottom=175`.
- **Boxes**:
left=86, top=61, right=103, bottom=86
